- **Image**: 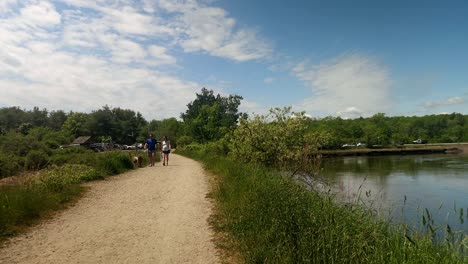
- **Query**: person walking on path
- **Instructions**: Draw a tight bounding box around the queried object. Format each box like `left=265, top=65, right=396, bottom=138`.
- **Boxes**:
left=144, top=133, right=158, bottom=167
left=161, top=136, right=171, bottom=166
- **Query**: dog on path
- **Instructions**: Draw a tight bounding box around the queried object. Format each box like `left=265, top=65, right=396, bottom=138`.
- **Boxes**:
left=129, top=152, right=143, bottom=167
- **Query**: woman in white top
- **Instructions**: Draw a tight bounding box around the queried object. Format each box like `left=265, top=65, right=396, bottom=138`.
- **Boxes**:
left=161, top=136, right=171, bottom=166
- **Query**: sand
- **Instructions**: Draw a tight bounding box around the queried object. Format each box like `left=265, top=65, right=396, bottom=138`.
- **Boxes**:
left=0, top=154, right=219, bottom=264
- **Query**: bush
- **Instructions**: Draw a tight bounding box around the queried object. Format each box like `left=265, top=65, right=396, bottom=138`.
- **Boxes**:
left=35, top=164, right=102, bottom=192
left=25, top=150, right=49, bottom=170
left=0, top=153, right=23, bottom=179
left=97, top=152, right=134, bottom=175
left=0, top=185, right=59, bottom=236
left=176, top=135, right=193, bottom=147
left=48, top=147, right=96, bottom=166
left=182, top=143, right=203, bottom=153
left=204, top=138, right=230, bottom=156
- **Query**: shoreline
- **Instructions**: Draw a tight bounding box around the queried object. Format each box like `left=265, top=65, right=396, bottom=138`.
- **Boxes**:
left=320, top=143, right=467, bottom=157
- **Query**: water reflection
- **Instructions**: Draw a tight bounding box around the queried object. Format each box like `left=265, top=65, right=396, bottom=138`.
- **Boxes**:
left=321, top=154, right=468, bottom=236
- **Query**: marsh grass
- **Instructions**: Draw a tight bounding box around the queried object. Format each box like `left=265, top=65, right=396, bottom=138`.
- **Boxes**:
left=0, top=151, right=137, bottom=239
left=179, top=149, right=467, bottom=263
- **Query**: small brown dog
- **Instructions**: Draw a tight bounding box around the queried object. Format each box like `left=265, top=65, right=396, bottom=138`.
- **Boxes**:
left=129, top=153, right=143, bottom=167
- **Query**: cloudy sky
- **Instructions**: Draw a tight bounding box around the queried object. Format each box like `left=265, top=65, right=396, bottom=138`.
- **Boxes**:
left=1, top=0, right=467, bottom=120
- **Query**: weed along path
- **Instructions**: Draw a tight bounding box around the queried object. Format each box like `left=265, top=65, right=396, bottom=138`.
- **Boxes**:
left=0, top=154, right=219, bottom=264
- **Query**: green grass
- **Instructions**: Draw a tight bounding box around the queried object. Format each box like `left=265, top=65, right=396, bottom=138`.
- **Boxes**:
left=178, top=149, right=467, bottom=264
left=0, top=151, right=141, bottom=238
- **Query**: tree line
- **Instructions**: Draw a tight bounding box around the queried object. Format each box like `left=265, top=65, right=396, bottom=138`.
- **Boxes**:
left=1, top=92, right=467, bottom=148
left=0, top=87, right=467, bottom=177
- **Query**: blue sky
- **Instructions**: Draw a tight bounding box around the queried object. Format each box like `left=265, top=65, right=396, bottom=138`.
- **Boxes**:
left=0, top=0, right=467, bottom=120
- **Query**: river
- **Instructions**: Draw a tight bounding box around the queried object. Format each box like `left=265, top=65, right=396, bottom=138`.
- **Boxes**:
left=320, top=153, right=468, bottom=237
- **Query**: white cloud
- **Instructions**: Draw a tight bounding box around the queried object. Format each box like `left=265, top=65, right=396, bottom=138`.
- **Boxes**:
left=263, top=77, right=274, bottom=84
left=158, top=0, right=272, bottom=62
left=19, top=1, right=61, bottom=27
left=0, top=0, right=19, bottom=11
left=148, top=45, right=177, bottom=65
left=0, top=0, right=273, bottom=120
left=424, top=97, right=465, bottom=108
left=292, top=53, right=392, bottom=118
left=0, top=1, right=197, bottom=120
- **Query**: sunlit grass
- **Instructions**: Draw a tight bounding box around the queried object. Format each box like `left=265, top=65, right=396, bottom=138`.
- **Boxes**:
left=0, top=151, right=140, bottom=238
left=179, top=148, right=467, bottom=263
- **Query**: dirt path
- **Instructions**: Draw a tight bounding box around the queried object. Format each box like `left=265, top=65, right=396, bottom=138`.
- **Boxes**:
left=0, top=154, right=219, bottom=264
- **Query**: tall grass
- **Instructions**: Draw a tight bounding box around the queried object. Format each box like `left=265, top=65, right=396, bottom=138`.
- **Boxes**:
left=0, top=151, right=140, bottom=238
left=179, top=149, right=467, bottom=263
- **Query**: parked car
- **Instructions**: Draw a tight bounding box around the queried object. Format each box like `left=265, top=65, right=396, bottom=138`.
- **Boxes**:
left=89, top=143, right=106, bottom=152
left=356, top=142, right=366, bottom=147
left=124, top=144, right=136, bottom=150
left=412, top=139, right=427, bottom=144
left=341, top=144, right=356, bottom=148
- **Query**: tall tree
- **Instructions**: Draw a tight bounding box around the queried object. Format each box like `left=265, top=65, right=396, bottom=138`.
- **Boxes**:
left=181, top=88, right=244, bottom=143
left=48, top=110, right=68, bottom=131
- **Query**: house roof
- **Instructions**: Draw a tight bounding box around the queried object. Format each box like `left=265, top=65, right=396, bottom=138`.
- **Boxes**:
left=71, top=136, right=92, bottom=145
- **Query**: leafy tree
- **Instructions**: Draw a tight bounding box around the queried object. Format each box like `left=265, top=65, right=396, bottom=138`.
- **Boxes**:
left=181, top=88, right=244, bottom=143
left=0, top=107, right=27, bottom=131
left=230, top=107, right=329, bottom=173
left=62, top=112, right=90, bottom=137
left=48, top=110, right=68, bottom=131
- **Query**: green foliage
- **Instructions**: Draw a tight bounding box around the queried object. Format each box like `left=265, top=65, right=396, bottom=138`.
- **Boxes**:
left=96, top=152, right=135, bottom=175
left=0, top=153, right=23, bottom=178
left=230, top=107, right=329, bottom=170
left=34, top=164, right=101, bottom=192
left=176, top=135, right=193, bottom=147
left=48, top=147, right=96, bottom=166
left=180, top=150, right=467, bottom=264
left=0, top=185, right=59, bottom=235
left=181, top=88, right=244, bottom=143
left=62, top=112, right=89, bottom=137
left=25, top=150, right=49, bottom=170
left=0, top=152, right=137, bottom=238
left=143, top=117, right=183, bottom=144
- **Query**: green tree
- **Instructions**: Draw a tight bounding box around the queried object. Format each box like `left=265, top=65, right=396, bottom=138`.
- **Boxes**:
left=48, top=110, right=68, bottom=131
left=62, top=112, right=90, bottom=137
left=28, top=107, right=49, bottom=127
left=181, top=88, right=244, bottom=143
left=0, top=107, right=27, bottom=131
left=230, top=107, right=329, bottom=171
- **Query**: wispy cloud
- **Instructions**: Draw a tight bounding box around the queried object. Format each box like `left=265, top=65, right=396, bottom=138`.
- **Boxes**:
left=158, top=0, right=272, bottom=61
left=0, top=0, right=271, bottom=120
left=292, top=53, right=393, bottom=118
left=424, top=97, right=465, bottom=108
left=263, top=77, right=274, bottom=84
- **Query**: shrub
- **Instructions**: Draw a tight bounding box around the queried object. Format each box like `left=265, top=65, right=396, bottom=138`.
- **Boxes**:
left=34, top=164, right=102, bottom=192
left=177, top=135, right=193, bottom=147
left=204, top=138, right=230, bottom=156
left=48, top=147, right=96, bottom=166
left=97, top=152, right=134, bottom=175
left=0, top=153, right=23, bottom=179
left=0, top=185, right=58, bottom=236
left=182, top=143, right=203, bottom=153
left=24, top=150, right=49, bottom=170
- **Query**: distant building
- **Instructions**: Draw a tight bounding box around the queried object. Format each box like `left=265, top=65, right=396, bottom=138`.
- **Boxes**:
left=71, top=136, right=93, bottom=147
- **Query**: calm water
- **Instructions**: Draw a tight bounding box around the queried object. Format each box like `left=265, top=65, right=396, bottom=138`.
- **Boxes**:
left=320, top=154, right=468, bottom=235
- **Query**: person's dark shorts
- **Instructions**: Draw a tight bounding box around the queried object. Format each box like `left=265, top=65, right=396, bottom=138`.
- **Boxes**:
left=162, top=150, right=170, bottom=154
left=147, top=150, right=156, bottom=156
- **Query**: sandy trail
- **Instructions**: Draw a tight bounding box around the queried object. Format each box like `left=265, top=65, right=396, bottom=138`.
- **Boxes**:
left=0, top=154, right=219, bottom=264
